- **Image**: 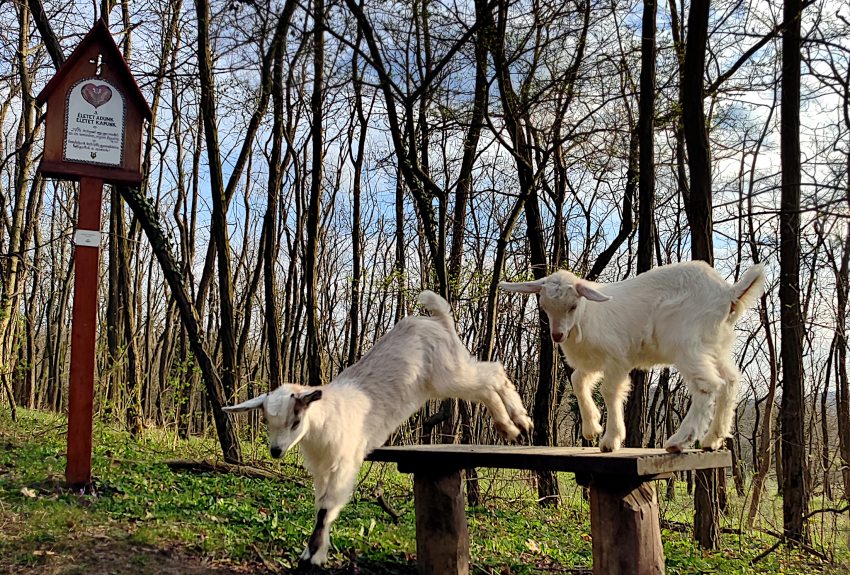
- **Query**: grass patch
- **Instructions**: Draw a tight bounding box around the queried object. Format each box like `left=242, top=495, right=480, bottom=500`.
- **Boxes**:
left=0, top=408, right=847, bottom=573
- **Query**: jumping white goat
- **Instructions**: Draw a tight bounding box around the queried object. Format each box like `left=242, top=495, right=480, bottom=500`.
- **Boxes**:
left=499, top=261, right=764, bottom=453
left=224, top=290, right=532, bottom=566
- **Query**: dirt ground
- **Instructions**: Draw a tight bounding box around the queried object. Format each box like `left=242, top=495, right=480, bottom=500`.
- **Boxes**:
left=0, top=509, right=250, bottom=575
left=0, top=507, right=416, bottom=575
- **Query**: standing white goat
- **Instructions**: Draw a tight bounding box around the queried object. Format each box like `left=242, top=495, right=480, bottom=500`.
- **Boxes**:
left=499, top=261, right=764, bottom=453
left=224, top=290, right=532, bottom=566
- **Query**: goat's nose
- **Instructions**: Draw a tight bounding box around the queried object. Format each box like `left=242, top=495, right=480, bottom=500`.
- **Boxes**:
left=551, top=332, right=564, bottom=343
left=270, top=447, right=283, bottom=459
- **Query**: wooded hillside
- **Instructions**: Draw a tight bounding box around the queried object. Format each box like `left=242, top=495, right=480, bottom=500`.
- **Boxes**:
left=1, top=0, right=848, bottom=552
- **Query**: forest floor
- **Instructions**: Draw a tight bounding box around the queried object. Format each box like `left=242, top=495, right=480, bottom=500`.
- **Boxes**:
left=1, top=408, right=848, bottom=574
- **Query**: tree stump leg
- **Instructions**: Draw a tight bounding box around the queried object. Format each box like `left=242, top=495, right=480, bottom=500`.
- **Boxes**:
left=413, top=469, right=469, bottom=575
left=694, top=468, right=720, bottom=548
left=588, top=479, right=664, bottom=575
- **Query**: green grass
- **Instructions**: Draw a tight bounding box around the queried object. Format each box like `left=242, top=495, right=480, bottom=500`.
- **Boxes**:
left=1, top=408, right=848, bottom=574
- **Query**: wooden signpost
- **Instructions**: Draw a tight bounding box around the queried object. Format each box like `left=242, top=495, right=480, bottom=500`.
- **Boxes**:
left=36, top=19, right=151, bottom=489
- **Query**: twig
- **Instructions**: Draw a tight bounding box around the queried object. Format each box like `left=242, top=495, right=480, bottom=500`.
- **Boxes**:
left=750, top=539, right=782, bottom=565
left=803, top=505, right=850, bottom=521
left=372, top=481, right=400, bottom=523
left=750, top=534, right=832, bottom=565
left=251, top=543, right=280, bottom=573
left=163, top=459, right=305, bottom=485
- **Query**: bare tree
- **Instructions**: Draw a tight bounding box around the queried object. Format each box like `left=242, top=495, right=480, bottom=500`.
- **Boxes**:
left=779, top=0, right=808, bottom=542
left=624, top=0, right=656, bottom=449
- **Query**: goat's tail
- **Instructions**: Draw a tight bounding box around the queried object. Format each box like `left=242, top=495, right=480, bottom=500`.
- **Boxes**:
left=731, top=264, right=765, bottom=315
left=418, top=290, right=455, bottom=331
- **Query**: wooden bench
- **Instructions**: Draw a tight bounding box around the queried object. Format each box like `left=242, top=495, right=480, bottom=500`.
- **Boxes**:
left=367, top=445, right=731, bottom=575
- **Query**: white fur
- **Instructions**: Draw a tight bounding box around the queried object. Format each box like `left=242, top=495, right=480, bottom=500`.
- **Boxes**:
left=224, top=290, right=532, bottom=566
left=500, top=261, right=764, bottom=453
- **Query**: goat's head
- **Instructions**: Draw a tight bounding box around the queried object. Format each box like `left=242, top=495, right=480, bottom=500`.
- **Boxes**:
left=499, top=271, right=611, bottom=343
left=223, top=384, right=322, bottom=458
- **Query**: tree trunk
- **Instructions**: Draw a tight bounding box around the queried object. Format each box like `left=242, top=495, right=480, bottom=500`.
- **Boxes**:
left=449, top=0, right=490, bottom=506
left=195, top=0, right=238, bottom=406
left=118, top=186, right=242, bottom=463
left=0, top=1, right=39, bottom=421
left=833, top=223, right=850, bottom=500
left=116, top=194, right=141, bottom=436
left=487, top=0, right=559, bottom=504
left=346, top=26, right=368, bottom=368
left=682, top=0, right=713, bottom=262
left=625, top=0, right=656, bottom=448
left=820, top=338, right=836, bottom=501
left=263, top=11, right=293, bottom=391
left=681, top=0, right=719, bottom=548
left=305, top=0, right=326, bottom=387
left=779, top=0, right=808, bottom=543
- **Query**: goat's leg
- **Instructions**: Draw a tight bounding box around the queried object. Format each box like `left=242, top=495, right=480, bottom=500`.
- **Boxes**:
left=489, top=364, right=533, bottom=436
left=444, top=363, right=525, bottom=440
left=599, top=369, right=630, bottom=452
left=571, top=370, right=602, bottom=441
left=299, top=462, right=360, bottom=566
left=700, top=357, right=740, bottom=451
left=664, top=356, right=723, bottom=453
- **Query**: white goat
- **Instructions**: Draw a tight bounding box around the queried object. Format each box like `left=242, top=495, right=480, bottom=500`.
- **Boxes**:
left=499, top=261, right=764, bottom=453
left=224, top=290, right=532, bottom=566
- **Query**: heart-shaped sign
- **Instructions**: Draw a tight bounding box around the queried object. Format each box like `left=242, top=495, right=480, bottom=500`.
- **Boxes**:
left=81, top=83, right=113, bottom=109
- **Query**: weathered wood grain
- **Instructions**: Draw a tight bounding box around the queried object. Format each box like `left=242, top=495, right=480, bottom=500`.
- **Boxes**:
left=589, top=480, right=664, bottom=575
left=413, top=469, right=469, bottom=575
left=368, top=445, right=731, bottom=478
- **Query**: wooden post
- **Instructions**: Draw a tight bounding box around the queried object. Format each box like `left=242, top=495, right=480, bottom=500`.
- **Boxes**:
left=588, top=479, right=664, bottom=575
left=413, top=469, right=469, bottom=575
left=35, top=19, right=151, bottom=490
left=65, top=177, right=104, bottom=488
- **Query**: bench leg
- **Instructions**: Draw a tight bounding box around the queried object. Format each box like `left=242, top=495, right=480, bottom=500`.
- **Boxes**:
left=588, top=480, right=665, bottom=575
left=413, top=470, right=469, bottom=575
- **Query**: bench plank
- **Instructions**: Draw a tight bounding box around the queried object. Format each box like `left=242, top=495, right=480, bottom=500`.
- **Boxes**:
left=368, top=445, right=731, bottom=478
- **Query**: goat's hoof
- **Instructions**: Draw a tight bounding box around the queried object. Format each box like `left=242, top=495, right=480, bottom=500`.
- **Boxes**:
left=664, top=428, right=695, bottom=453
left=599, top=435, right=622, bottom=452
left=495, top=421, right=521, bottom=441
left=516, top=415, right=534, bottom=437
left=663, top=436, right=690, bottom=453
left=297, top=547, right=328, bottom=570
left=581, top=421, right=603, bottom=441
left=699, top=433, right=725, bottom=452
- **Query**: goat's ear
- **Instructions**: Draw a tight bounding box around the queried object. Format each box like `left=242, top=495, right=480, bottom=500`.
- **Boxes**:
left=292, top=389, right=322, bottom=411
left=575, top=281, right=611, bottom=302
left=498, top=278, right=546, bottom=294
left=223, top=394, right=267, bottom=413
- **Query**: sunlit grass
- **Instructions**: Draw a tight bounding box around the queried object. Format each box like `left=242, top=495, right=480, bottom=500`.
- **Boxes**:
left=1, top=408, right=848, bottom=573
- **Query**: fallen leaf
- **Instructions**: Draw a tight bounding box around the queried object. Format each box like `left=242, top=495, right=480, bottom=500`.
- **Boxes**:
left=20, top=486, right=37, bottom=498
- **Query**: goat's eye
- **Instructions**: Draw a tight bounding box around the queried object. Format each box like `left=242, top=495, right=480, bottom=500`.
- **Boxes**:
left=290, top=419, right=301, bottom=430
left=569, top=304, right=577, bottom=312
